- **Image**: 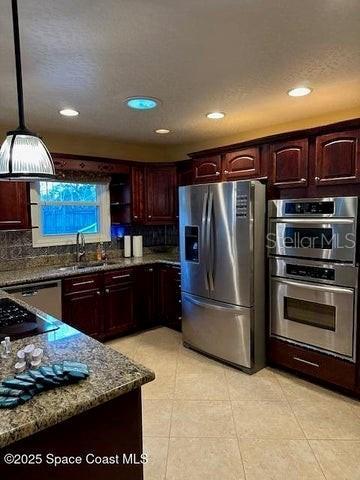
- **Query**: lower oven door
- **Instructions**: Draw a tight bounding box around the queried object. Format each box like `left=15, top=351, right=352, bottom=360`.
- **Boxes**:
left=270, top=277, right=356, bottom=360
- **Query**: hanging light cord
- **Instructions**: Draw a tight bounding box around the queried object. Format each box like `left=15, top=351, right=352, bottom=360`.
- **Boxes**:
left=12, top=0, right=26, bottom=131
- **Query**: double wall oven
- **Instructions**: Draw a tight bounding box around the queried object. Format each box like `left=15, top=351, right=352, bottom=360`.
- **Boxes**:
left=268, top=197, right=358, bottom=362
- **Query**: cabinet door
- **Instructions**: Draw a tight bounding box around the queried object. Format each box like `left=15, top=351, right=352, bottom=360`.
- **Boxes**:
left=0, top=182, right=29, bottom=230
left=63, top=289, right=102, bottom=338
left=315, top=130, right=360, bottom=185
left=158, top=266, right=182, bottom=331
left=145, top=166, right=177, bottom=223
left=223, top=147, right=260, bottom=180
left=104, top=279, right=136, bottom=337
left=193, top=155, right=222, bottom=184
left=270, top=139, right=308, bottom=188
left=135, top=266, right=158, bottom=329
left=131, top=166, right=145, bottom=223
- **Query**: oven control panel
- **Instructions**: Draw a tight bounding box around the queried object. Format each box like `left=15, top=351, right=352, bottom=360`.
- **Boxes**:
left=284, top=201, right=334, bottom=215
left=285, top=263, right=335, bottom=281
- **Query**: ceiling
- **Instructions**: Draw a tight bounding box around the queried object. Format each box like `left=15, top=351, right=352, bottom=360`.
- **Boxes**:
left=0, top=0, right=359, bottom=146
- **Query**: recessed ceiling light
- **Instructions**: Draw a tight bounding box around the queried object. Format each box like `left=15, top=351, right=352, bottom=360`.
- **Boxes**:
left=288, top=87, right=312, bottom=97
left=155, top=128, right=170, bottom=134
left=206, top=112, right=225, bottom=119
left=59, top=108, right=79, bottom=117
left=126, top=97, right=159, bottom=110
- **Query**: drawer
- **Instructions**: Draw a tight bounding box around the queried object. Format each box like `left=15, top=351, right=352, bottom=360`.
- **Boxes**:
left=63, top=274, right=102, bottom=294
left=104, top=269, right=134, bottom=286
left=269, top=338, right=356, bottom=391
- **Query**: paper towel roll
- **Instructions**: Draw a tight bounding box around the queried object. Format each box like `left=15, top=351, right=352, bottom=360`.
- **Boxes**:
left=124, top=235, right=131, bottom=258
left=132, top=235, right=143, bottom=257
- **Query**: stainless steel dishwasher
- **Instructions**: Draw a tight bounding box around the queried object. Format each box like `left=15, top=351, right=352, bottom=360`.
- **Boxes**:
left=5, top=280, right=62, bottom=320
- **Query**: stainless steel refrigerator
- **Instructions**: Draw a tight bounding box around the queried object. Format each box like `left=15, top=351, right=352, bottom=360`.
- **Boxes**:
left=179, top=180, right=266, bottom=373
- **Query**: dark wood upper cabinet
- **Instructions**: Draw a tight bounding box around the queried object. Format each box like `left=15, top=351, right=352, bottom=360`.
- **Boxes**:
left=269, top=139, right=308, bottom=188
left=0, top=182, right=30, bottom=230
left=223, top=147, right=261, bottom=180
left=131, top=166, right=145, bottom=223
left=193, top=155, right=222, bottom=183
left=177, top=160, right=193, bottom=186
left=314, top=130, right=360, bottom=185
left=145, top=166, right=177, bottom=223
left=52, top=153, right=130, bottom=175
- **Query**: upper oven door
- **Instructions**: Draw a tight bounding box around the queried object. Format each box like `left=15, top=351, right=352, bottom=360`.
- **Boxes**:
left=270, top=277, right=355, bottom=360
left=268, top=218, right=356, bottom=263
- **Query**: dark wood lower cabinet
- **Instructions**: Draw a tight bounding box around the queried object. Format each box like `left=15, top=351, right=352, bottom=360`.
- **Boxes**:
left=103, top=273, right=136, bottom=338
left=0, top=389, right=144, bottom=480
left=135, top=266, right=158, bottom=330
left=62, top=264, right=181, bottom=341
left=158, top=265, right=182, bottom=331
left=63, top=287, right=103, bottom=339
left=269, top=337, right=356, bottom=392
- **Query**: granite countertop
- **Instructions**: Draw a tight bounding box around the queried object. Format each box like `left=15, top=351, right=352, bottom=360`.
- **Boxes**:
left=0, top=253, right=180, bottom=288
left=0, top=291, right=155, bottom=448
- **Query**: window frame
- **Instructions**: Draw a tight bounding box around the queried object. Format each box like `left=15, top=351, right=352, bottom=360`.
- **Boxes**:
left=30, top=180, right=111, bottom=247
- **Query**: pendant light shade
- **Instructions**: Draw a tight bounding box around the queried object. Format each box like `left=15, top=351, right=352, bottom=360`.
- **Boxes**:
left=0, top=0, right=55, bottom=181
left=0, top=131, right=55, bottom=180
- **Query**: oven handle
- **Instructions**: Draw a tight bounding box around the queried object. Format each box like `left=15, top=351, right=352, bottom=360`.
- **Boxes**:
left=269, top=218, right=354, bottom=224
left=273, top=278, right=354, bottom=294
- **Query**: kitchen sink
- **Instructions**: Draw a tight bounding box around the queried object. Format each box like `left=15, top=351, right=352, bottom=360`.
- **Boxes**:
left=56, top=260, right=120, bottom=272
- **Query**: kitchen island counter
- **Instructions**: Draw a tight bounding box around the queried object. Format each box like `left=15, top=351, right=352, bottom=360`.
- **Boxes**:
left=0, top=291, right=155, bottom=449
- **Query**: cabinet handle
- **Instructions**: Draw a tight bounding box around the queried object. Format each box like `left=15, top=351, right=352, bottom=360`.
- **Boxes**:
left=112, top=274, right=131, bottom=280
left=315, top=176, right=320, bottom=181
left=148, top=215, right=152, bottom=218
left=215, top=171, right=220, bottom=175
left=72, top=280, right=94, bottom=286
left=293, top=356, right=319, bottom=368
left=105, top=288, right=110, bottom=294
left=133, top=215, right=138, bottom=219
left=178, top=316, right=182, bottom=320
left=224, top=170, right=229, bottom=174
left=178, top=299, right=182, bottom=303
left=0, top=220, right=21, bottom=224
left=147, top=268, right=154, bottom=272
left=300, top=178, right=306, bottom=183
left=96, top=290, right=101, bottom=296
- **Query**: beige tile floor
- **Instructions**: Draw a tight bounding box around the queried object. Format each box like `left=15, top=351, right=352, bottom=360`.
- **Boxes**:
left=107, top=327, right=360, bottom=480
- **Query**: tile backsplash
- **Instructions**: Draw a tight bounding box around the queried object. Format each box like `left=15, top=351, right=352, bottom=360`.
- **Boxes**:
left=0, top=224, right=179, bottom=270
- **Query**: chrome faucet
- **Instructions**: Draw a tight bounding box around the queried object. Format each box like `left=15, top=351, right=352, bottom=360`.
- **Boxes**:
left=76, top=232, right=86, bottom=262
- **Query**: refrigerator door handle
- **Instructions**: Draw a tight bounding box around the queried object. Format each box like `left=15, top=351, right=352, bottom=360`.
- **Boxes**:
left=184, top=293, right=246, bottom=313
left=201, top=191, right=209, bottom=290
left=206, top=191, right=215, bottom=291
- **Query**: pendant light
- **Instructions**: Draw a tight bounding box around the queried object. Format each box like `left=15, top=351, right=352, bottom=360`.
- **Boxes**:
left=0, top=0, right=55, bottom=181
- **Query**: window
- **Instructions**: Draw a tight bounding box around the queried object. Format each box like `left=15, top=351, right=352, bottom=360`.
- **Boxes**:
left=31, top=180, right=110, bottom=247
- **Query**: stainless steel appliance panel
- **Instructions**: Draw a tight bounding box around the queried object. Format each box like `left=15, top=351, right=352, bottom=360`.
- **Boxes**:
left=179, top=184, right=210, bottom=299
left=6, top=280, right=62, bottom=320
left=270, top=257, right=358, bottom=288
left=268, top=218, right=356, bottom=263
left=209, top=181, right=252, bottom=307
left=182, top=292, right=252, bottom=368
left=270, top=275, right=355, bottom=359
left=268, top=196, right=358, bottom=219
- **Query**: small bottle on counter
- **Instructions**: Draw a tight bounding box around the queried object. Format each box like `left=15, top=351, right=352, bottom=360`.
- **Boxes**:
left=1, top=341, right=8, bottom=359
left=101, top=242, right=107, bottom=261
left=96, top=243, right=102, bottom=261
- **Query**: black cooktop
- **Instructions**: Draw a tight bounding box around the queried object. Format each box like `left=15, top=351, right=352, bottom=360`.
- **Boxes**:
left=0, top=298, right=59, bottom=339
